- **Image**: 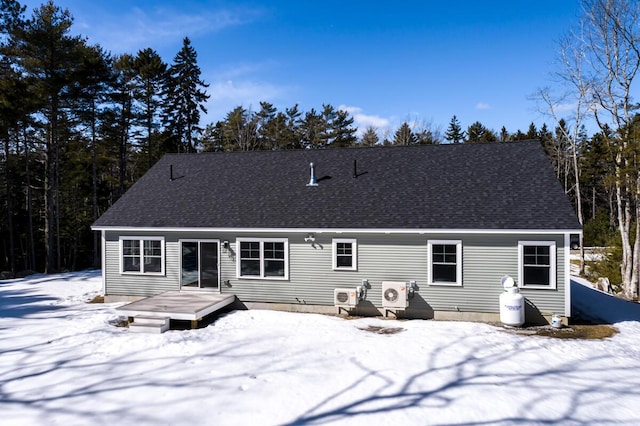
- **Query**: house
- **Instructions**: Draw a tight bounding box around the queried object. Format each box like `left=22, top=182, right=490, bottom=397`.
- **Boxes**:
left=91, top=141, right=581, bottom=322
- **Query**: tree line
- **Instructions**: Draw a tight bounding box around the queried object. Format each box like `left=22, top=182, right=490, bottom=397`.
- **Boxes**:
left=1, top=0, right=638, bottom=300
left=0, top=0, right=210, bottom=274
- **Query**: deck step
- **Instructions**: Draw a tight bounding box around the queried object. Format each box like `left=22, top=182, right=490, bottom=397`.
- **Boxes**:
left=129, top=315, right=170, bottom=333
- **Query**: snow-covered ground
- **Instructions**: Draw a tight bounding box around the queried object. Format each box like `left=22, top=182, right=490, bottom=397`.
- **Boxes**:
left=1, top=271, right=640, bottom=425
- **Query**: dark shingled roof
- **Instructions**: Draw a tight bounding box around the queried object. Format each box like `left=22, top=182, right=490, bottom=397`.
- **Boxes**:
left=92, top=141, right=581, bottom=231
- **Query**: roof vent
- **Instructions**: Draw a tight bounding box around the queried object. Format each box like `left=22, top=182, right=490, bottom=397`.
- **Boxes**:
left=306, top=162, right=318, bottom=186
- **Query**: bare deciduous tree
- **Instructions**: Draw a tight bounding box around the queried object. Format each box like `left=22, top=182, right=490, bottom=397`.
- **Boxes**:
left=535, top=28, right=595, bottom=275
left=582, top=0, right=640, bottom=298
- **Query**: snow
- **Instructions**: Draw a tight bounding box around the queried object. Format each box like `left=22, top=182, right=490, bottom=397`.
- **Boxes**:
left=2, top=271, right=640, bottom=425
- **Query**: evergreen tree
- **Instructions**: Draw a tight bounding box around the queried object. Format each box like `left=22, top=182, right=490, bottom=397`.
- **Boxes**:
left=415, top=129, right=439, bottom=144
left=74, top=43, right=112, bottom=267
left=499, top=126, right=509, bottom=142
left=134, top=48, right=167, bottom=167
left=467, top=121, right=497, bottom=143
left=0, top=0, right=28, bottom=274
left=538, top=122, right=554, bottom=160
left=222, top=106, right=259, bottom=151
left=526, top=122, right=538, bottom=140
left=300, top=108, right=326, bottom=149
left=282, top=104, right=302, bottom=149
left=319, top=104, right=336, bottom=147
left=15, top=1, right=86, bottom=272
left=255, top=102, right=290, bottom=150
left=444, top=115, right=465, bottom=144
left=360, top=126, right=379, bottom=147
left=164, top=37, right=209, bottom=152
left=331, top=109, right=357, bottom=147
left=109, top=53, right=139, bottom=193
left=467, top=121, right=485, bottom=143
left=393, top=122, right=417, bottom=145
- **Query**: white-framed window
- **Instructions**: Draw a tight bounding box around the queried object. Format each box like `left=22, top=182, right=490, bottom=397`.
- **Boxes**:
left=119, top=236, right=165, bottom=275
left=332, top=238, right=357, bottom=271
left=518, top=241, right=556, bottom=289
left=428, top=240, right=462, bottom=286
left=236, top=238, right=289, bottom=280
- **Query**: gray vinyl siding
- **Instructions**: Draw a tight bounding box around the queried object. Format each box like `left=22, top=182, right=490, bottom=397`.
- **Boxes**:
left=103, top=230, right=567, bottom=315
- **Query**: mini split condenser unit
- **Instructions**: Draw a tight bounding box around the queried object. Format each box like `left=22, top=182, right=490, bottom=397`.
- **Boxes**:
left=334, top=288, right=358, bottom=308
left=382, top=281, right=408, bottom=309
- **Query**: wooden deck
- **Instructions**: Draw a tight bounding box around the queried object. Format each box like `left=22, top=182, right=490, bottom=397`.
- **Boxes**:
left=116, top=291, right=236, bottom=322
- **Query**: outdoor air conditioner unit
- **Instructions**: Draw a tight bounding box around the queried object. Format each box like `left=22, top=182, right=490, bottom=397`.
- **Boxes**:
left=334, top=288, right=358, bottom=308
left=382, top=281, right=408, bottom=309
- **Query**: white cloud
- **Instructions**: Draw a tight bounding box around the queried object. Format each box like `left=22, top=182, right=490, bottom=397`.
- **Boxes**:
left=338, top=105, right=390, bottom=135
left=553, top=102, right=577, bottom=113
left=475, top=102, right=491, bottom=110
left=71, top=5, right=263, bottom=55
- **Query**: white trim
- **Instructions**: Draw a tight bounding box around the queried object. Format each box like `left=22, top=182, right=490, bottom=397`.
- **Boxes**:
left=332, top=238, right=358, bottom=271
left=518, top=240, right=557, bottom=290
left=101, top=230, right=106, bottom=295
left=427, top=240, right=462, bottom=286
left=564, top=232, right=571, bottom=316
left=93, top=225, right=581, bottom=235
left=178, top=239, right=221, bottom=291
left=118, top=236, right=165, bottom=276
left=236, top=237, right=289, bottom=280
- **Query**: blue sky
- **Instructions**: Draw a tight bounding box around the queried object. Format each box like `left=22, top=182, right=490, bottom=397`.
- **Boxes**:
left=20, top=0, right=582, bottom=137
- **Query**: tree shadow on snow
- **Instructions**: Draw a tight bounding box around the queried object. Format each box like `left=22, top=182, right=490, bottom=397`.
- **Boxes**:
left=0, top=270, right=100, bottom=319
left=285, top=328, right=640, bottom=425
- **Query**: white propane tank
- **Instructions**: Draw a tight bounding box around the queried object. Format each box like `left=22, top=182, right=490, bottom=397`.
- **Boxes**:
left=499, top=275, right=525, bottom=327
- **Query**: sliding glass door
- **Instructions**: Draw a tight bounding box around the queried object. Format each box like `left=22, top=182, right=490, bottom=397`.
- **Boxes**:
left=180, top=240, right=219, bottom=290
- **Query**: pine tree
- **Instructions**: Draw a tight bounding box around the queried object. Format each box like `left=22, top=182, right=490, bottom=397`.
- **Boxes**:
left=499, top=126, right=509, bottom=142
left=110, top=53, right=139, bottom=193
left=393, top=122, right=417, bottom=145
left=331, top=109, right=357, bottom=147
left=15, top=1, right=86, bottom=272
left=300, top=108, right=325, bottom=149
left=256, top=102, right=276, bottom=149
left=467, top=121, right=485, bottom=143
left=74, top=43, right=112, bottom=267
left=222, top=106, right=259, bottom=151
left=164, top=37, right=209, bottom=152
left=360, top=126, right=379, bottom=147
left=0, top=2, right=26, bottom=274
left=134, top=48, right=167, bottom=167
left=282, top=104, right=302, bottom=149
left=467, top=121, right=497, bottom=143
left=444, top=115, right=465, bottom=144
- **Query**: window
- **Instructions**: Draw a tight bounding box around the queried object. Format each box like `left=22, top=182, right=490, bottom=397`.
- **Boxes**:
left=333, top=239, right=357, bottom=271
left=518, top=241, right=556, bottom=289
left=120, top=237, right=164, bottom=275
left=237, top=238, right=288, bottom=279
left=428, top=240, right=462, bottom=286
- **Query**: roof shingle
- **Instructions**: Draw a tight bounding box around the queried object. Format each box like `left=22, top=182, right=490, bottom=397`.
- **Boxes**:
left=92, top=141, right=581, bottom=231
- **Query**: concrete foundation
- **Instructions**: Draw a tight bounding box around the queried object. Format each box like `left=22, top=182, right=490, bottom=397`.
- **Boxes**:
left=106, top=294, right=562, bottom=326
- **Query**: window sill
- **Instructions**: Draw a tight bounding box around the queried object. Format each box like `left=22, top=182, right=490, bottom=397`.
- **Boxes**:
left=237, top=275, right=289, bottom=281
left=519, top=285, right=557, bottom=290
left=120, top=271, right=165, bottom=276
left=429, top=281, right=462, bottom=287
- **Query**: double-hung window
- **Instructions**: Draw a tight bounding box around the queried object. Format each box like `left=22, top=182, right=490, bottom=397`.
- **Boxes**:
left=518, top=241, right=556, bottom=289
left=120, top=236, right=165, bottom=274
left=428, top=240, right=462, bottom=286
left=333, top=239, right=357, bottom=271
left=237, top=238, right=288, bottom=279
